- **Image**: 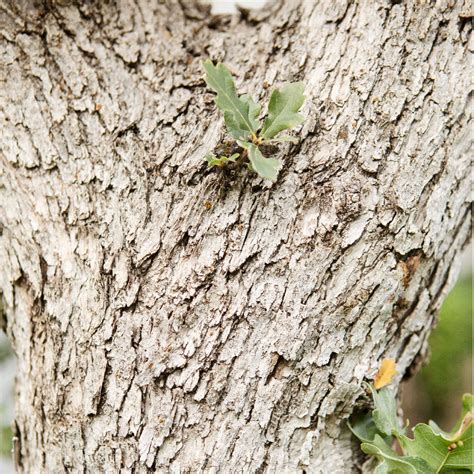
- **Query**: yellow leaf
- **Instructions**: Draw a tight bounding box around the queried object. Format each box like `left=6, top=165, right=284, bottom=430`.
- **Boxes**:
left=374, top=358, right=397, bottom=389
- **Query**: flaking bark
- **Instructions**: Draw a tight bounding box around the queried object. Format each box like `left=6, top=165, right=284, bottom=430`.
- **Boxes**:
left=0, top=0, right=471, bottom=472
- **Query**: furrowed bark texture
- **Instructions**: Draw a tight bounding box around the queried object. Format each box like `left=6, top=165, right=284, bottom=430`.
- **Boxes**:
left=0, top=0, right=472, bottom=472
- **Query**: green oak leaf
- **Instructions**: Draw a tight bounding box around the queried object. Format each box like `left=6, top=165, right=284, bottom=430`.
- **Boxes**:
left=361, top=435, right=432, bottom=474
left=247, top=143, right=281, bottom=182
left=237, top=140, right=249, bottom=149
left=203, top=60, right=260, bottom=140
left=348, top=412, right=387, bottom=444
left=399, top=420, right=473, bottom=472
left=352, top=386, right=473, bottom=473
left=260, top=82, right=305, bottom=139
left=205, top=153, right=239, bottom=167
left=370, top=385, right=405, bottom=438
left=241, top=94, right=261, bottom=133
left=262, top=135, right=298, bottom=144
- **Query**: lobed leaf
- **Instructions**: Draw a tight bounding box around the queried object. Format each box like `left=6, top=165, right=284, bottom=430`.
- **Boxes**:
left=203, top=60, right=260, bottom=140
left=351, top=381, right=473, bottom=473
left=348, top=412, right=386, bottom=444
left=205, top=153, right=239, bottom=167
left=399, top=420, right=473, bottom=472
left=361, top=435, right=432, bottom=474
left=260, top=82, right=305, bottom=139
left=247, top=143, right=281, bottom=182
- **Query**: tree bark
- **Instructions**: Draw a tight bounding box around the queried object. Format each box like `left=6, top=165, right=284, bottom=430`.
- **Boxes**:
left=0, top=0, right=471, bottom=472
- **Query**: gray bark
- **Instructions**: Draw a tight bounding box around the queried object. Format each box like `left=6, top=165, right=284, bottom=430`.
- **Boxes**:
left=0, top=0, right=471, bottom=472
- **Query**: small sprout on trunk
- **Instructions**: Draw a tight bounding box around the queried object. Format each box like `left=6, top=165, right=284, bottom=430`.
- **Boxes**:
left=205, top=153, right=239, bottom=167
left=202, top=60, right=305, bottom=183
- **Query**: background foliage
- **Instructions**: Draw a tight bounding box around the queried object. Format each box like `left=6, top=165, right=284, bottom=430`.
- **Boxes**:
left=402, top=273, right=472, bottom=430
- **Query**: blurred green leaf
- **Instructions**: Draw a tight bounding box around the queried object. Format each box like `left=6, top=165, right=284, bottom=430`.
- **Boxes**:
left=361, top=435, right=431, bottom=473
left=262, top=135, right=298, bottom=144
left=399, top=422, right=473, bottom=472
left=420, top=276, right=472, bottom=423
left=0, top=409, right=11, bottom=457
left=348, top=412, right=386, bottom=443
left=371, top=385, right=405, bottom=437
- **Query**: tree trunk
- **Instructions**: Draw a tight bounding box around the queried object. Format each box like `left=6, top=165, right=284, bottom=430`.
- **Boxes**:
left=0, top=0, right=471, bottom=472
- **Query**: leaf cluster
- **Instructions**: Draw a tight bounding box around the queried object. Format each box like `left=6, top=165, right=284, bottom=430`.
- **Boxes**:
left=349, top=385, right=473, bottom=473
left=203, top=60, right=305, bottom=182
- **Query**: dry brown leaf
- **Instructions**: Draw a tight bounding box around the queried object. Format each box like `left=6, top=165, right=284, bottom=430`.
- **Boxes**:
left=374, top=358, right=397, bottom=389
